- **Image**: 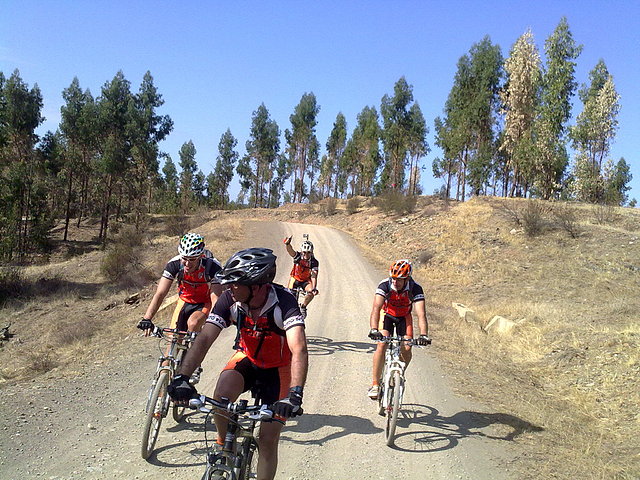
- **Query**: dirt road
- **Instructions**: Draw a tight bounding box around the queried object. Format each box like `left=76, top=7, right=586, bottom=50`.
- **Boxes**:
left=0, top=221, right=514, bottom=479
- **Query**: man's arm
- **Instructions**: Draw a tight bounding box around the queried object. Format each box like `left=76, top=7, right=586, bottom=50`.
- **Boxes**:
left=177, top=321, right=222, bottom=376
left=285, top=325, right=308, bottom=388
left=413, top=299, right=429, bottom=336
left=209, top=282, right=223, bottom=307
left=369, top=294, right=385, bottom=330
left=143, top=276, right=173, bottom=321
left=284, top=236, right=296, bottom=258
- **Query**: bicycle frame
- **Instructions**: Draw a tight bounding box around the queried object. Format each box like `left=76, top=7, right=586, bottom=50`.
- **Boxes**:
left=379, top=337, right=407, bottom=413
left=192, top=395, right=274, bottom=480
left=145, top=328, right=196, bottom=412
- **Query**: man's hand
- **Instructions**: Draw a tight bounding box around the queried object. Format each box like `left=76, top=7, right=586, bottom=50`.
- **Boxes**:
left=283, top=235, right=292, bottom=245
left=415, top=335, right=432, bottom=346
left=272, top=387, right=303, bottom=418
left=137, top=318, right=154, bottom=333
left=168, top=374, right=197, bottom=404
left=368, top=328, right=383, bottom=341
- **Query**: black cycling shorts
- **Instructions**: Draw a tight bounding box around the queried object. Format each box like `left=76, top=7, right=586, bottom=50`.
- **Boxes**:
left=223, top=351, right=291, bottom=405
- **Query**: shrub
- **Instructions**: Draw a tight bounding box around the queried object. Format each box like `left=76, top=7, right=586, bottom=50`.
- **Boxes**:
left=165, top=214, right=190, bottom=236
left=0, top=267, right=27, bottom=304
left=322, top=197, right=338, bottom=216
left=100, top=225, right=146, bottom=282
left=28, top=349, right=57, bottom=373
left=553, top=204, right=581, bottom=238
left=592, top=203, right=616, bottom=225
left=346, top=196, right=360, bottom=215
left=521, top=200, right=551, bottom=237
left=375, top=191, right=417, bottom=215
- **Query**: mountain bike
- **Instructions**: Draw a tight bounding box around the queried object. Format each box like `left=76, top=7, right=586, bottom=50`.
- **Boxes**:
left=376, top=336, right=415, bottom=446
left=141, top=326, right=198, bottom=459
left=190, top=394, right=302, bottom=480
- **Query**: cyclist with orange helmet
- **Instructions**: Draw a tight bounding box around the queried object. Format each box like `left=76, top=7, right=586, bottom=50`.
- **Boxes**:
left=283, top=235, right=319, bottom=317
left=367, top=259, right=430, bottom=399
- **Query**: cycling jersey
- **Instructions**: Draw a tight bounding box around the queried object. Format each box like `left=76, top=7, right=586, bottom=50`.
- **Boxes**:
left=162, top=254, right=222, bottom=304
left=206, top=284, right=305, bottom=369
left=375, top=278, right=425, bottom=318
left=289, top=252, right=319, bottom=283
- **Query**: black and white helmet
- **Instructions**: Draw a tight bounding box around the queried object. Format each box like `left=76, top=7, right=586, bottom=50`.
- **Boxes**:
left=300, top=240, right=314, bottom=253
left=178, top=233, right=205, bottom=258
left=215, top=248, right=277, bottom=286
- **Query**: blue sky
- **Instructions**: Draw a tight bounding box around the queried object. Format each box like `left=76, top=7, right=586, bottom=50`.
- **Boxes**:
left=2, top=1, right=639, bottom=202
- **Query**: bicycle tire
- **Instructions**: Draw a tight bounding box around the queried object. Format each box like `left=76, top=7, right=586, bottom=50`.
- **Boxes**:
left=141, top=370, right=170, bottom=459
left=238, top=437, right=259, bottom=480
left=385, top=371, right=402, bottom=446
left=172, top=347, right=187, bottom=422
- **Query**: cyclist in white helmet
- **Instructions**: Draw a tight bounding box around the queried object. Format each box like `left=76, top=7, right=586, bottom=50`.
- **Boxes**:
left=137, top=233, right=223, bottom=383
left=283, top=234, right=319, bottom=317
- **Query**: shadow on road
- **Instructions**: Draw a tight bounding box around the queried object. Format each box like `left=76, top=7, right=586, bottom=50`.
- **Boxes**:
left=306, top=335, right=374, bottom=356
left=390, top=403, right=544, bottom=452
left=281, top=403, right=542, bottom=453
left=282, top=412, right=382, bottom=445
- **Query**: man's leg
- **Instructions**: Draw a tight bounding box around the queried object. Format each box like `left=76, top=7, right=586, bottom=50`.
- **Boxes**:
left=301, top=283, right=315, bottom=307
left=256, top=421, right=283, bottom=480
left=212, top=370, right=245, bottom=444
left=186, top=310, right=207, bottom=332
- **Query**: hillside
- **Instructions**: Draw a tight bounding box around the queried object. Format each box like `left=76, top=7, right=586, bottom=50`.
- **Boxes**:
left=1, top=196, right=638, bottom=479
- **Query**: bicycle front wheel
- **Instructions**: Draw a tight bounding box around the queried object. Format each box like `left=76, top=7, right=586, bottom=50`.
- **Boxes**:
left=238, top=437, right=259, bottom=480
left=141, top=371, right=170, bottom=459
left=385, top=371, right=402, bottom=446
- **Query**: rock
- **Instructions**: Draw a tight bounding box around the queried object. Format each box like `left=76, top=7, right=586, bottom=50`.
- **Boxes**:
left=484, top=315, right=518, bottom=334
left=125, top=292, right=140, bottom=305
left=452, top=303, right=477, bottom=324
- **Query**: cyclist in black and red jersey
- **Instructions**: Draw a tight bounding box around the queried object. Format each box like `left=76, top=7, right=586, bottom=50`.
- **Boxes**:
left=167, top=248, right=308, bottom=480
left=284, top=235, right=319, bottom=316
left=367, top=259, right=431, bottom=399
left=137, top=233, right=223, bottom=336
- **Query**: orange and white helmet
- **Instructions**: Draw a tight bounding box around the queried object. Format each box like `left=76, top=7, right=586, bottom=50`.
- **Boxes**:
left=389, top=259, right=412, bottom=279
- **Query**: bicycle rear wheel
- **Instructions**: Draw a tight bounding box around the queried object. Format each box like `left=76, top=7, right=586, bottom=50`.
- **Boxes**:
left=385, top=371, right=402, bottom=446
left=141, top=371, right=170, bottom=459
left=238, top=437, right=259, bottom=480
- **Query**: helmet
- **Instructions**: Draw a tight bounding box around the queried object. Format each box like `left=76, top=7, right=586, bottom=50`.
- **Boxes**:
left=215, top=248, right=277, bottom=286
left=389, top=259, right=412, bottom=279
left=178, top=233, right=205, bottom=258
left=300, top=240, right=314, bottom=253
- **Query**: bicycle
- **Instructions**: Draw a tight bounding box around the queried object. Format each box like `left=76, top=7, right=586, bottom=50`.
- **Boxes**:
left=375, top=336, right=417, bottom=446
left=190, top=394, right=302, bottom=480
left=141, top=325, right=198, bottom=459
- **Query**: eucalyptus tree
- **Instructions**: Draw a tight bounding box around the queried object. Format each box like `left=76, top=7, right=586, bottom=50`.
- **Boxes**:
left=285, top=93, right=320, bottom=203
left=0, top=69, right=45, bottom=258
left=208, top=128, right=238, bottom=209
left=535, top=17, right=582, bottom=199
left=380, top=77, right=414, bottom=191
left=60, top=77, right=99, bottom=238
left=407, top=103, right=429, bottom=196
left=95, top=71, right=133, bottom=241
left=242, top=103, right=280, bottom=207
left=500, top=30, right=542, bottom=197
left=161, top=153, right=179, bottom=212
left=434, top=36, right=502, bottom=200
left=178, top=140, right=197, bottom=213
left=351, top=106, right=382, bottom=196
left=323, top=112, right=347, bottom=198
left=127, top=71, right=173, bottom=222
left=570, top=60, right=621, bottom=202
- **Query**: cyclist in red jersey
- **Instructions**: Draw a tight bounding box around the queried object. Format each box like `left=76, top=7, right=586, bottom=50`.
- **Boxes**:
left=284, top=235, right=319, bottom=316
left=168, top=248, right=308, bottom=480
left=137, top=232, right=223, bottom=335
left=367, top=259, right=431, bottom=399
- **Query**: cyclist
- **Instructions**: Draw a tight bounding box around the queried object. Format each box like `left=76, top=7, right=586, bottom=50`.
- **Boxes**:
left=367, top=259, right=430, bottom=399
left=283, top=235, right=319, bottom=316
left=168, top=247, right=308, bottom=480
left=137, top=233, right=223, bottom=382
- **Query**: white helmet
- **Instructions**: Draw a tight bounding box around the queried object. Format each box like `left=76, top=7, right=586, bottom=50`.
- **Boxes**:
left=300, top=240, right=314, bottom=253
left=178, top=233, right=205, bottom=258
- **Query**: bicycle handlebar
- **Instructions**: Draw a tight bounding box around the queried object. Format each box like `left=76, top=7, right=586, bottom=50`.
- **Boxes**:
left=189, top=395, right=303, bottom=420
left=150, top=326, right=198, bottom=342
